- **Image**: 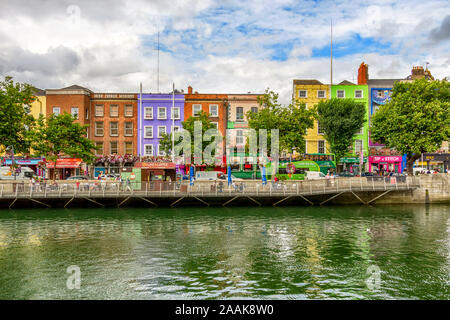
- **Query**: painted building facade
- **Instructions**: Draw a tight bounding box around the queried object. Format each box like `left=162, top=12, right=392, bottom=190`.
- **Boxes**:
left=137, top=93, right=184, bottom=157
left=184, top=86, right=227, bottom=153
left=226, top=94, right=262, bottom=153
left=293, top=80, right=330, bottom=154
left=30, top=88, right=46, bottom=119
left=331, top=80, right=369, bottom=171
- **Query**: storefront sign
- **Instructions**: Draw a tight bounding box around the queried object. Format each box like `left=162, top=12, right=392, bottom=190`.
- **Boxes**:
left=46, top=158, right=82, bottom=168
left=135, top=162, right=176, bottom=169
left=423, top=153, right=450, bottom=162
left=339, top=157, right=367, bottom=163
left=370, top=156, right=402, bottom=163
left=3, top=159, right=41, bottom=165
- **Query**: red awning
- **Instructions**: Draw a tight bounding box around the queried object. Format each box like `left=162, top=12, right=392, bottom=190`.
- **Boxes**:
left=46, top=158, right=82, bottom=169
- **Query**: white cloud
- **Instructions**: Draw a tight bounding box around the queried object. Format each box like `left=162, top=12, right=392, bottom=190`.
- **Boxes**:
left=0, top=0, right=448, bottom=104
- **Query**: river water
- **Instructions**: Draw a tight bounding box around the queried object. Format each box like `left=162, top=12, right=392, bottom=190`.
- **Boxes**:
left=0, top=205, right=449, bottom=299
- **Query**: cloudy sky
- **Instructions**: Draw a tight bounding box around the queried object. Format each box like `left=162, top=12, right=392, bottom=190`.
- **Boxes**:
left=0, top=0, right=449, bottom=103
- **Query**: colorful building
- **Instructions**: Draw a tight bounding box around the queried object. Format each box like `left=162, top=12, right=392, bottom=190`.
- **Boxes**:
left=226, top=94, right=262, bottom=155
left=292, top=80, right=330, bottom=154
left=331, top=76, right=369, bottom=172
left=184, top=86, right=228, bottom=155
left=137, top=93, right=184, bottom=157
left=30, top=88, right=46, bottom=119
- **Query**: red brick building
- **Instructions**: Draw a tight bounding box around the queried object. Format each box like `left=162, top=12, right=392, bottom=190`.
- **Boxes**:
left=45, top=85, right=138, bottom=156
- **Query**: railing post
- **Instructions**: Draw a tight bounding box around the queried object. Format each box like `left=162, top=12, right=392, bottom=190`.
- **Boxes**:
left=350, top=178, right=352, bottom=191
left=175, top=182, right=177, bottom=197
left=257, top=183, right=259, bottom=196
left=406, top=176, right=409, bottom=189
left=372, top=177, right=375, bottom=190
left=384, top=177, right=386, bottom=190
left=360, top=178, right=363, bottom=191
left=1, top=185, right=3, bottom=197
left=296, top=183, right=299, bottom=195
left=146, top=182, right=148, bottom=197
left=270, top=183, right=272, bottom=196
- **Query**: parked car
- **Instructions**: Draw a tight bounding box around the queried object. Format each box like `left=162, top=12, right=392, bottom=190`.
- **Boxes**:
left=305, top=171, right=327, bottom=180
left=361, top=172, right=374, bottom=177
left=66, top=175, right=89, bottom=180
left=335, top=171, right=357, bottom=178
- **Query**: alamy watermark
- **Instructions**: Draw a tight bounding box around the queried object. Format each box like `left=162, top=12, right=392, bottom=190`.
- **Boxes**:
left=66, top=265, right=81, bottom=290
left=366, top=265, right=381, bottom=291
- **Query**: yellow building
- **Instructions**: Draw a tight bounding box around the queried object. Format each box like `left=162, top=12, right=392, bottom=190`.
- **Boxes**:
left=30, top=88, right=46, bottom=119
left=292, top=80, right=330, bottom=154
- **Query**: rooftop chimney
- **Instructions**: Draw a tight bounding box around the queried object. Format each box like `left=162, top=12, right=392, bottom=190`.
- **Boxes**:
left=357, top=62, right=368, bottom=85
left=188, top=86, right=193, bottom=94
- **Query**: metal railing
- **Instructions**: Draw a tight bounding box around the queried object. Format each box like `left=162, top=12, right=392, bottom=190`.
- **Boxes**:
left=0, top=176, right=424, bottom=199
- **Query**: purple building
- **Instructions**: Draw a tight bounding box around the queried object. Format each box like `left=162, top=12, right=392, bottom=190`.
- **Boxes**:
left=137, top=93, right=185, bottom=157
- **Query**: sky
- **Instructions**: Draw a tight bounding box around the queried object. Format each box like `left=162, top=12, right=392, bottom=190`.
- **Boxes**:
left=0, top=0, right=449, bottom=103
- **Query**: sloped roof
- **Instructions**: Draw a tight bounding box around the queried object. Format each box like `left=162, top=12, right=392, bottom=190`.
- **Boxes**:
left=31, top=87, right=46, bottom=96
left=293, top=79, right=324, bottom=85
left=337, top=80, right=355, bottom=85
left=61, top=85, right=91, bottom=91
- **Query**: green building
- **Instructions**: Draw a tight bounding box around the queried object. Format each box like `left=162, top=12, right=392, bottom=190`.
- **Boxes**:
left=331, top=80, right=369, bottom=172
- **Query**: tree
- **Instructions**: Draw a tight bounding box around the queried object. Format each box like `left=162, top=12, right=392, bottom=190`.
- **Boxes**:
left=32, top=113, right=97, bottom=180
left=316, top=98, right=366, bottom=165
left=0, top=76, right=36, bottom=154
left=159, top=111, right=220, bottom=163
left=246, top=89, right=315, bottom=154
left=371, top=78, right=450, bottom=174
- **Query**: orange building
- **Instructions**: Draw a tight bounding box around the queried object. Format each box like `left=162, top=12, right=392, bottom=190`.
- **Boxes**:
left=184, top=86, right=228, bottom=139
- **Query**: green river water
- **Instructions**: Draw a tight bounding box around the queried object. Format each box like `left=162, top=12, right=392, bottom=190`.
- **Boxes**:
left=0, top=205, right=449, bottom=299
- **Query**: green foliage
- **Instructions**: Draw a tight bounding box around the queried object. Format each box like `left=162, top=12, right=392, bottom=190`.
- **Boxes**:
left=246, top=89, right=315, bottom=153
left=316, top=98, right=366, bottom=164
left=159, top=111, right=221, bottom=161
left=0, top=76, right=37, bottom=154
left=32, top=113, right=97, bottom=177
left=371, top=78, right=450, bottom=173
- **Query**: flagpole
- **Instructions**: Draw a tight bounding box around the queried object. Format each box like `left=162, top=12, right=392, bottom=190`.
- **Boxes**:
left=139, top=82, right=142, bottom=158
left=172, top=82, right=175, bottom=162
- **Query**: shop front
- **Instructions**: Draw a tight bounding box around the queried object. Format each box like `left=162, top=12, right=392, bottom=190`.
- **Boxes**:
left=46, top=158, right=82, bottom=179
left=2, top=158, right=45, bottom=177
left=369, top=156, right=403, bottom=174
left=415, top=153, right=450, bottom=172
left=339, top=157, right=367, bottom=174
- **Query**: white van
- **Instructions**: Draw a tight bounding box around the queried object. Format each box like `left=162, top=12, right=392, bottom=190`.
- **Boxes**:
left=305, top=171, right=326, bottom=180
left=0, top=166, right=38, bottom=180
left=195, top=171, right=226, bottom=181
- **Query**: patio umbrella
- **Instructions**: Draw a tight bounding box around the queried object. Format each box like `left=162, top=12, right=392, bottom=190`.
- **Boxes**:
left=189, top=166, right=194, bottom=186
left=261, top=165, right=267, bottom=185
left=227, top=165, right=232, bottom=186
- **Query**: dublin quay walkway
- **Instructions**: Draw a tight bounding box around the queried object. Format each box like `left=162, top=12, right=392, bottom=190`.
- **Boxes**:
left=0, top=176, right=433, bottom=208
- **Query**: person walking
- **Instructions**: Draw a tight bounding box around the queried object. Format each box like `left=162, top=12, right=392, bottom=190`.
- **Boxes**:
left=126, top=177, right=132, bottom=192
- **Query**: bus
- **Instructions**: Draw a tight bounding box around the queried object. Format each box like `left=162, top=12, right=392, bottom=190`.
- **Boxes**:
left=303, top=153, right=336, bottom=175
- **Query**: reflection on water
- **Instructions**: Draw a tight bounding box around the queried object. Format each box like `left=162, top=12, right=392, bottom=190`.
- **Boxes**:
left=0, top=205, right=449, bottom=299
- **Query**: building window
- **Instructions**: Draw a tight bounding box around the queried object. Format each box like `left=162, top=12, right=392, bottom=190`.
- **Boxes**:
left=144, top=126, right=153, bottom=138
left=377, top=90, right=384, bottom=98
left=158, top=107, right=167, bottom=119
left=318, top=121, right=324, bottom=135
left=211, top=122, right=218, bottom=129
left=317, top=90, right=326, bottom=98
left=355, top=90, right=363, bottom=98
left=124, top=122, right=133, bottom=136
left=144, top=144, right=153, bottom=156
left=236, top=130, right=244, bottom=145
left=172, top=126, right=180, bottom=132
left=298, top=90, right=307, bottom=98
left=209, top=104, right=218, bottom=117
left=95, top=122, right=104, bottom=136
left=355, top=140, right=363, bottom=154
left=85, top=108, right=89, bottom=120
left=171, top=107, right=180, bottom=119
left=95, top=105, right=104, bottom=117
left=95, top=142, right=103, bottom=155
left=236, top=107, right=244, bottom=122
left=158, top=126, right=166, bottom=138
left=357, top=126, right=363, bottom=135
left=144, top=107, right=153, bottom=119
left=124, top=104, right=133, bottom=117
left=85, top=127, right=89, bottom=139
left=318, top=140, right=325, bottom=153
left=53, top=107, right=60, bottom=115
left=110, top=104, right=119, bottom=117
left=193, top=104, right=202, bottom=116
left=157, top=145, right=165, bottom=156
left=124, top=142, right=133, bottom=155
left=337, top=90, right=345, bottom=98
left=110, top=141, right=118, bottom=154
left=110, top=122, right=118, bottom=136
left=251, top=107, right=258, bottom=114
left=71, top=107, right=79, bottom=119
